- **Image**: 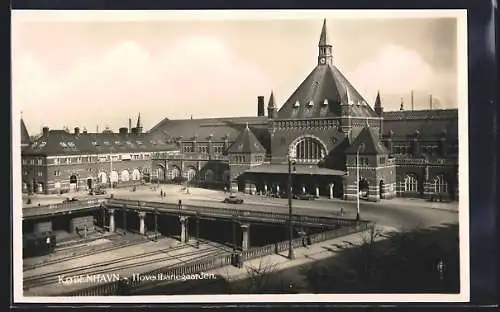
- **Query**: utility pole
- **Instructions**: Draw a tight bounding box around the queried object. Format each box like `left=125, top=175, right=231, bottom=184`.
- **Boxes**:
left=356, top=143, right=365, bottom=221
left=288, top=154, right=296, bottom=260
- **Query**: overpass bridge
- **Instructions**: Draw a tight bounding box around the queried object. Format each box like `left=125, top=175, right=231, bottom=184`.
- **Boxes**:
left=23, top=198, right=357, bottom=229
left=22, top=198, right=371, bottom=296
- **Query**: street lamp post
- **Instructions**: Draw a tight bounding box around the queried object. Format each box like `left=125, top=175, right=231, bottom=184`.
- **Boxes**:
left=356, top=143, right=365, bottom=221
left=288, top=155, right=296, bottom=260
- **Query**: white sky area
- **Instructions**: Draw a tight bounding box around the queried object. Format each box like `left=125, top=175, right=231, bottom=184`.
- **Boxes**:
left=12, top=11, right=459, bottom=134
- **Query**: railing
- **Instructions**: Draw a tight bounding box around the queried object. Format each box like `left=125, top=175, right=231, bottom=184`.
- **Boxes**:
left=106, top=198, right=358, bottom=227
left=240, top=221, right=370, bottom=262
left=22, top=199, right=106, bottom=219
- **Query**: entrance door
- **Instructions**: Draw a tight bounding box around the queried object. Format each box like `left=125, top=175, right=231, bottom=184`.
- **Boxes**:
left=87, top=178, right=93, bottom=190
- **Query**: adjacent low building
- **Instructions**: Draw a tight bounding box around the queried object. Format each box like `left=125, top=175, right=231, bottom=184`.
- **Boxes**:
left=21, top=116, right=178, bottom=194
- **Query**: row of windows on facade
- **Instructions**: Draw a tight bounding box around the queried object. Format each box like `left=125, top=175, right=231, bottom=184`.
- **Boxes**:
left=349, top=157, right=387, bottom=166
left=390, top=144, right=458, bottom=155
left=22, top=153, right=151, bottom=166
left=400, top=174, right=450, bottom=193
left=182, top=144, right=225, bottom=154
left=230, top=155, right=265, bottom=163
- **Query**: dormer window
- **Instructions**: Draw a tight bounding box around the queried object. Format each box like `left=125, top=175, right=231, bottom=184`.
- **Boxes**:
left=136, top=141, right=143, bottom=145
left=59, top=142, right=67, bottom=147
left=323, top=99, right=328, bottom=105
left=91, top=141, right=98, bottom=146
left=294, top=100, right=300, bottom=108
left=307, top=100, right=314, bottom=107
left=67, top=142, right=75, bottom=147
left=114, top=141, right=121, bottom=145
left=356, top=100, right=361, bottom=106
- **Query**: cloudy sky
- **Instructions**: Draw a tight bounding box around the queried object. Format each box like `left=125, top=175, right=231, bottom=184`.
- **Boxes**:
left=12, top=11, right=461, bottom=135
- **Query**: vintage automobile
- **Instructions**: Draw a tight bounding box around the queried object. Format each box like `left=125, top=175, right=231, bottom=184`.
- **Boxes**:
left=295, top=193, right=316, bottom=200
left=223, top=195, right=244, bottom=204
left=92, top=188, right=107, bottom=195
left=62, top=197, right=79, bottom=203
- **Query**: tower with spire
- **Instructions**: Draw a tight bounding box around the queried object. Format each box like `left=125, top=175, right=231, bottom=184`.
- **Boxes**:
left=136, top=113, right=143, bottom=133
left=318, top=19, right=333, bottom=66
left=267, top=91, right=277, bottom=119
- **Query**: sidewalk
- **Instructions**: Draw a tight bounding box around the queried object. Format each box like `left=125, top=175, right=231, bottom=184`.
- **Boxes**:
left=207, top=225, right=399, bottom=283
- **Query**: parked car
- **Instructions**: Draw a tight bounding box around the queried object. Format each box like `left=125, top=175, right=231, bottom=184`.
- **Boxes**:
left=223, top=195, right=244, bottom=204
left=63, top=197, right=79, bottom=203
left=296, top=193, right=316, bottom=200
left=93, top=188, right=107, bottom=195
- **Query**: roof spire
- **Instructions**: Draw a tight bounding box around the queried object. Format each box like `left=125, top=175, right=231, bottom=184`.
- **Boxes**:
left=136, top=113, right=141, bottom=128
left=268, top=90, right=276, bottom=108
left=318, top=19, right=333, bottom=66
left=318, top=18, right=329, bottom=46
left=400, top=98, right=404, bottom=111
left=245, top=122, right=249, bottom=129
left=374, top=90, right=383, bottom=116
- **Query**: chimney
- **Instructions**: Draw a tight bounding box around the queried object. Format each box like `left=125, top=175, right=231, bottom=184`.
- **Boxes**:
left=131, top=127, right=138, bottom=134
left=128, top=118, right=132, bottom=133
left=257, top=96, right=265, bottom=117
left=119, top=127, right=128, bottom=135
left=429, top=94, right=433, bottom=110
left=83, top=128, right=88, bottom=134
left=42, top=126, right=49, bottom=137
left=74, top=127, right=80, bottom=135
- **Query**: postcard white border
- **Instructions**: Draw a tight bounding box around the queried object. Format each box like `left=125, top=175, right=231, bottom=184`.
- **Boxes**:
left=12, top=9, right=469, bottom=303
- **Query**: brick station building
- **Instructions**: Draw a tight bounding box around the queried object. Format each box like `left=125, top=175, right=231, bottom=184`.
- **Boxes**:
left=21, top=115, right=178, bottom=194
left=21, top=19, right=459, bottom=201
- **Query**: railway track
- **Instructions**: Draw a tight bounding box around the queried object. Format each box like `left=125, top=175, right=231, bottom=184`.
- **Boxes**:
left=23, top=241, right=226, bottom=290
left=23, top=235, right=151, bottom=271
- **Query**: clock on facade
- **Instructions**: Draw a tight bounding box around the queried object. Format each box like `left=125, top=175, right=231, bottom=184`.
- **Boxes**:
left=320, top=57, right=326, bottom=64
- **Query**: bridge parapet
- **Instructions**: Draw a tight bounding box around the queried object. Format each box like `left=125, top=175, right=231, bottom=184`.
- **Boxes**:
left=22, top=199, right=107, bottom=219
left=106, top=198, right=359, bottom=228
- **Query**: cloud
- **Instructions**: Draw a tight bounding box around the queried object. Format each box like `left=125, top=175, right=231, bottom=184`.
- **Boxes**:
left=13, top=36, right=271, bottom=132
left=344, top=44, right=456, bottom=109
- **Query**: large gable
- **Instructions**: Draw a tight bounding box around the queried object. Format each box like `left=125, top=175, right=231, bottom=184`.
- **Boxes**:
left=277, top=65, right=377, bottom=119
left=345, top=126, right=388, bottom=155
left=228, top=123, right=266, bottom=154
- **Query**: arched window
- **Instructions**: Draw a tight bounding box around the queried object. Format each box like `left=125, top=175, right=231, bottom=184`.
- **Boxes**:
left=404, top=174, right=418, bottom=192
left=185, top=167, right=197, bottom=181
left=98, top=172, right=107, bottom=184
left=120, top=170, right=130, bottom=182
left=169, top=166, right=181, bottom=180
left=110, top=171, right=119, bottom=183
left=433, top=174, right=448, bottom=194
left=131, top=169, right=141, bottom=181
left=292, top=136, right=326, bottom=162
left=204, top=169, right=214, bottom=182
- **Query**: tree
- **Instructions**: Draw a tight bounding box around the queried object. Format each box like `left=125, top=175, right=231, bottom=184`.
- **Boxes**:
left=223, top=257, right=308, bottom=294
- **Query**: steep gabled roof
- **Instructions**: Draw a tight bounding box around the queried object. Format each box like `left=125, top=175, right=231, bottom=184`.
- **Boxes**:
left=382, top=109, right=458, bottom=140
left=277, top=64, right=377, bottom=119
left=22, top=130, right=178, bottom=156
left=228, top=123, right=266, bottom=154
left=21, top=118, right=31, bottom=146
left=345, top=126, right=388, bottom=155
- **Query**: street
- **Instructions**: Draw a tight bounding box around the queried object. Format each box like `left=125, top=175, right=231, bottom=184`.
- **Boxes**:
left=23, top=184, right=458, bottom=231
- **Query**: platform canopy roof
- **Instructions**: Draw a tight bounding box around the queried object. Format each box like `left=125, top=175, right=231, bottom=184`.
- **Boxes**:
left=245, top=164, right=346, bottom=176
